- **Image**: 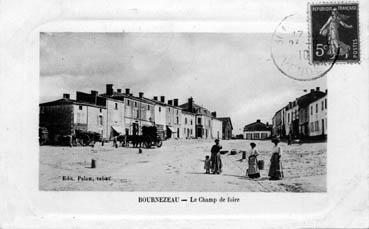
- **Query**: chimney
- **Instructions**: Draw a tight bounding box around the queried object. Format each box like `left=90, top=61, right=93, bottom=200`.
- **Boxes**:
left=139, top=92, right=144, bottom=98
left=188, top=97, right=194, bottom=112
left=125, top=88, right=130, bottom=94
left=117, top=89, right=122, bottom=93
left=153, top=96, right=158, bottom=101
left=168, top=100, right=173, bottom=105
left=91, top=90, right=98, bottom=96
left=106, top=84, right=113, bottom=95
left=160, top=96, right=165, bottom=103
left=310, top=89, right=314, bottom=93
left=256, top=119, right=261, bottom=123
left=173, top=98, right=179, bottom=106
left=316, top=87, right=320, bottom=91
left=211, top=112, right=217, bottom=118
left=63, top=93, right=70, bottom=99
left=325, top=89, right=328, bottom=94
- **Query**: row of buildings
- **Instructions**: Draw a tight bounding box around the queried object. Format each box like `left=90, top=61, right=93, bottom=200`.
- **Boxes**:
left=39, top=84, right=233, bottom=143
left=242, top=87, right=327, bottom=140
left=272, top=87, right=327, bottom=139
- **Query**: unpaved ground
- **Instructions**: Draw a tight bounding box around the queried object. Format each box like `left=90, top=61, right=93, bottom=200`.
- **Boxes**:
left=39, top=139, right=326, bottom=192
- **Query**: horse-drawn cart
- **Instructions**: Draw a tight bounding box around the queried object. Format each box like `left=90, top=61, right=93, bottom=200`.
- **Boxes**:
left=122, top=126, right=163, bottom=148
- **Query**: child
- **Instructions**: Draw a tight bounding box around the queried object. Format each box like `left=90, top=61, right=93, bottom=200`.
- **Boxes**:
left=204, top=155, right=211, bottom=174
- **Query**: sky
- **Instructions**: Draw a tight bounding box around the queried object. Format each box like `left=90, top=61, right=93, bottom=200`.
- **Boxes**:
left=40, top=32, right=326, bottom=134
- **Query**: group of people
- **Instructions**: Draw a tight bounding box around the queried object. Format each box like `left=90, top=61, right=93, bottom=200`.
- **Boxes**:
left=204, top=138, right=284, bottom=180
left=246, top=138, right=284, bottom=180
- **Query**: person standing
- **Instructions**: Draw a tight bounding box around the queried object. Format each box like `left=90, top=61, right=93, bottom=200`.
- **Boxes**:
left=268, top=138, right=284, bottom=180
left=210, top=139, right=222, bottom=174
left=247, top=142, right=260, bottom=179
left=113, top=136, right=118, bottom=148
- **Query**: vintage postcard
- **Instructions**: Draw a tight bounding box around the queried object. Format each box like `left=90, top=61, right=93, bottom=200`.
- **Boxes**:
left=39, top=32, right=327, bottom=192
left=0, top=0, right=368, bottom=228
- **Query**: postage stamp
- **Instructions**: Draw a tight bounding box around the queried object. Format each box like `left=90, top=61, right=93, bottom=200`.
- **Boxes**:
left=309, top=3, right=360, bottom=63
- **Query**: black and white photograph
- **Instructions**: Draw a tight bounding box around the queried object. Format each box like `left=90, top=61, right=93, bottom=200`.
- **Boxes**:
left=39, top=32, right=327, bottom=192
left=1, top=0, right=368, bottom=228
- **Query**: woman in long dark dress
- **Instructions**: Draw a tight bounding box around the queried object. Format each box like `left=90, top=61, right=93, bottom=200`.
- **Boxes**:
left=268, top=138, right=283, bottom=180
left=210, top=139, right=222, bottom=174
left=247, top=142, right=260, bottom=179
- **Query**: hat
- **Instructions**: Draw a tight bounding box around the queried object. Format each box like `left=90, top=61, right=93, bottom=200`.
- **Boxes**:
left=272, top=137, right=280, bottom=143
left=215, top=139, right=220, bottom=142
left=250, top=142, right=256, bottom=147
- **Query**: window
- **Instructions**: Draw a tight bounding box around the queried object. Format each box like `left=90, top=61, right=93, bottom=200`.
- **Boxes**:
left=168, top=108, right=170, bottom=112
left=115, top=103, right=118, bottom=110
left=79, top=105, right=83, bottom=110
left=321, top=101, right=324, bottom=110
left=127, top=100, right=130, bottom=106
left=176, top=110, right=178, bottom=115
left=190, top=120, right=193, bottom=125
left=316, top=104, right=318, bottom=113
left=190, top=129, right=193, bottom=135
left=99, top=108, right=102, bottom=113
left=134, top=102, right=137, bottom=107
left=147, top=105, right=150, bottom=110
left=198, top=117, right=201, bottom=124
left=176, top=117, right=179, bottom=124
left=98, top=115, right=103, bottom=125
left=159, top=107, right=161, bottom=112
left=288, top=113, right=290, bottom=123
left=325, top=98, right=327, bottom=109
left=315, top=121, right=319, bottom=131
left=311, top=106, right=313, bottom=115
left=185, top=118, right=188, bottom=124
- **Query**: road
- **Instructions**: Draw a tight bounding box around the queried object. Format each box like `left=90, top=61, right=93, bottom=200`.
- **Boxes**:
left=39, top=139, right=326, bottom=192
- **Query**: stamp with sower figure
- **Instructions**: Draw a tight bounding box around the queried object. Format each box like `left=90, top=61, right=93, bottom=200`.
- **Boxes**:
left=310, top=3, right=360, bottom=63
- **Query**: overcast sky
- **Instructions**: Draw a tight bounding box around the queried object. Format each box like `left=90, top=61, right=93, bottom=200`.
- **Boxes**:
left=40, top=32, right=326, bottom=134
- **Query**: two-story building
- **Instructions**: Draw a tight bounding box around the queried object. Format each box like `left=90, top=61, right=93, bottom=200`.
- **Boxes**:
left=180, top=97, right=213, bottom=139
left=165, top=98, right=182, bottom=139
left=101, top=85, right=155, bottom=136
left=76, top=90, right=124, bottom=140
left=272, top=107, right=285, bottom=137
left=309, top=92, right=327, bottom=137
left=297, top=87, right=326, bottom=138
left=217, top=117, right=233, bottom=140
left=211, top=112, right=223, bottom=140
left=285, top=100, right=299, bottom=138
left=182, top=110, right=196, bottom=139
left=150, top=96, right=167, bottom=139
left=39, top=93, right=108, bottom=143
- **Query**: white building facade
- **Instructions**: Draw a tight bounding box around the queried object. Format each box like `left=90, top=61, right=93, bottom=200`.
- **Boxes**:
left=211, top=118, right=223, bottom=140
left=309, top=95, right=327, bottom=136
left=182, top=111, right=196, bottom=139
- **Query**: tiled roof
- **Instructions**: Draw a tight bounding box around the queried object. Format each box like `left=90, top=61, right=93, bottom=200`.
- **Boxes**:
left=244, top=120, right=271, bottom=132
left=39, top=98, right=106, bottom=108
